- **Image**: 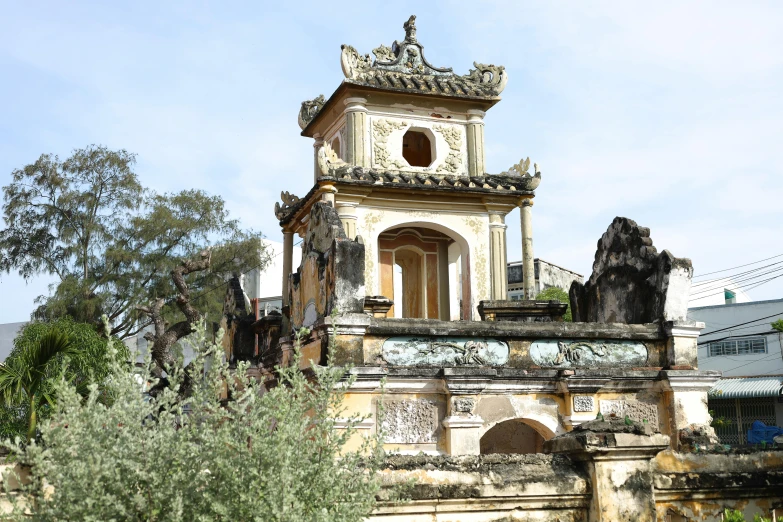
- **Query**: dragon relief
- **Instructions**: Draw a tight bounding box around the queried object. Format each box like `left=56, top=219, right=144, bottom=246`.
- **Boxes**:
left=316, top=141, right=346, bottom=176
left=499, top=157, right=542, bottom=190
left=297, top=94, right=325, bottom=130
left=274, top=191, right=301, bottom=220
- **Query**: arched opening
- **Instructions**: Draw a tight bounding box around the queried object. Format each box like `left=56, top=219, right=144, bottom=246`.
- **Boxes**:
left=480, top=419, right=549, bottom=455
left=402, top=129, right=434, bottom=167
left=330, top=135, right=342, bottom=160
left=378, top=225, right=470, bottom=320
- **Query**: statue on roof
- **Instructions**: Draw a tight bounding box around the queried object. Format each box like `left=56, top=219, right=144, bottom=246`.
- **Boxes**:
left=403, top=15, right=417, bottom=43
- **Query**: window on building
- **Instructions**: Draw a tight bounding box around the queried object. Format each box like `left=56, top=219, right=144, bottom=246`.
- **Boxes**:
left=708, top=337, right=767, bottom=357
left=402, top=129, right=433, bottom=167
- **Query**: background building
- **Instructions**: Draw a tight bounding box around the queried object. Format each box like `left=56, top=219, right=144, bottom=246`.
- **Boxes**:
left=507, top=258, right=583, bottom=300
left=690, top=298, right=783, bottom=444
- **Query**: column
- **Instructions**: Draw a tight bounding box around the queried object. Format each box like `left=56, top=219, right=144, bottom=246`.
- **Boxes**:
left=336, top=201, right=358, bottom=240
left=312, top=134, right=324, bottom=183
left=344, top=97, right=369, bottom=167
left=466, top=109, right=486, bottom=177
left=318, top=181, right=337, bottom=207
left=437, top=241, right=450, bottom=320
left=488, top=212, right=508, bottom=300
left=520, top=198, right=536, bottom=299
left=281, top=231, right=294, bottom=308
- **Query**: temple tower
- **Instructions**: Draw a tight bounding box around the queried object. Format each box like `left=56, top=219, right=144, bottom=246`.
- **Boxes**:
left=276, top=15, right=540, bottom=323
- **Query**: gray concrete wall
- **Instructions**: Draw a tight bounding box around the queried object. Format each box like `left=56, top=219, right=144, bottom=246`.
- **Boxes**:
left=508, top=258, right=584, bottom=299
left=689, top=298, right=783, bottom=377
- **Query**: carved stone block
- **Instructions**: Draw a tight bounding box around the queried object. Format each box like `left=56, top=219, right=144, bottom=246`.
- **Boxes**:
left=573, top=395, right=595, bottom=413
left=600, top=399, right=659, bottom=428
left=453, top=397, right=475, bottom=414
left=380, top=400, right=439, bottom=444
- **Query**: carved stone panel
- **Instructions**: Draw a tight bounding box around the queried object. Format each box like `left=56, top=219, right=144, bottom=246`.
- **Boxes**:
left=573, top=395, right=595, bottom=413
left=380, top=400, right=439, bottom=443
left=453, top=397, right=476, bottom=414
left=599, top=399, right=659, bottom=428
left=529, top=340, right=648, bottom=368
left=382, top=337, right=509, bottom=366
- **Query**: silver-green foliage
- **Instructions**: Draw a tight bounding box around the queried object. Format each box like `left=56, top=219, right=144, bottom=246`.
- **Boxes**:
left=3, top=324, right=383, bottom=521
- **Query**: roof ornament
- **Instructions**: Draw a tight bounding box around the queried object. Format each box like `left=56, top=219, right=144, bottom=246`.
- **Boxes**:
left=499, top=157, right=541, bottom=190
left=339, top=15, right=507, bottom=98
left=403, top=15, right=417, bottom=43
left=316, top=142, right=346, bottom=176
left=298, top=94, right=326, bottom=130
left=274, top=191, right=301, bottom=220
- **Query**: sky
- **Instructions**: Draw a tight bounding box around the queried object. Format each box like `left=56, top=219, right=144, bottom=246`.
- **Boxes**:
left=0, top=1, right=782, bottom=322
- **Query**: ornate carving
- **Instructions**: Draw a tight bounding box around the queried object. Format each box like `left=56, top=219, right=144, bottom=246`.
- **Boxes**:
left=433, top=124, right=463, bottom=173
left=373, top=45, right=395, bottom=62
left=297, top=94, right=325, bottom=130
left=382, top=336, right=509, bottom=366
left=464, top=62, right=508, bottom=94
left=453, top=397, right=475, bottom=414
left=274, top=191, right=300, bottom=220
left=380, top=399, right=438, bottom=443
left=529, top=339, right=648, bottom=368
left=339, top=16, right=506, bottom=97
left=372, top=119, right=407, bottom=169
left=317, top=141, right=346, bottom=176
left=600, top=399, right=659, bottom=429
left=403, top=15, right=417, bottom=43
left=340, top=44, right=373, bottom=80
left=500, top=157, right=541, bottom=190
left=573, top=395, right=595, bottom=413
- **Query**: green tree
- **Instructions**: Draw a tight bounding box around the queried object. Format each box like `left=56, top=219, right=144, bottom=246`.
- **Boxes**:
left=535, top=286, right=572, bottom=322
left=0, top=318, right=129, bottom=441
left=0, top=145, right=267, bottom=345
left=2, top=325, right=387, bottom=521
left=771, top=319, right=783, bottom=332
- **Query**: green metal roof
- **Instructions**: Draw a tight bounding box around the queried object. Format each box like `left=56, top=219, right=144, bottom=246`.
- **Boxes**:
left=709, top=377, right=783, bottom=399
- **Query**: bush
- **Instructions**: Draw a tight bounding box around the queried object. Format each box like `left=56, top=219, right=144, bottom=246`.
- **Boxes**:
left=535, top=287, right=572, bottom=322
left=2, top=323, right=385, bottom=521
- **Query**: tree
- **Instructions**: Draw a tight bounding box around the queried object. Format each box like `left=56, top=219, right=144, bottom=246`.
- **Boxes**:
left=771, top=319, right=783, bottom=332
left=535, top=286, right=572, bottom=322
left=2, top=325, right=387, bottom=521
left=0, top=145, right=267, bottom=342
left=0, top=318, right=129, bottom=441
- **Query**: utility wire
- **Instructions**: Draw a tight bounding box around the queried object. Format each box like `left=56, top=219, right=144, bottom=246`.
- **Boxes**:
left=693, top=252, right=783, bottom=279
left=688, top=273, right=783, bottom=301
left=689, top=264, right=783, bottom=296
left=695, top=311, right=783, bottom=338
left=691, top=260, right=783, bottom=287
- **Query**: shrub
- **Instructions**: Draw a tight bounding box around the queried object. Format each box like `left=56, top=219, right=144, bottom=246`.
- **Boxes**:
left=535, top=286, right=572, bottom=322
left=2, top=322, right=384, bottom=521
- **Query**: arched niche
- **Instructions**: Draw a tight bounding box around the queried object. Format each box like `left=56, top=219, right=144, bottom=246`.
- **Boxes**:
left=479, top=418, right=554, bottom=455
left=377, top=223, right=471, bottom=320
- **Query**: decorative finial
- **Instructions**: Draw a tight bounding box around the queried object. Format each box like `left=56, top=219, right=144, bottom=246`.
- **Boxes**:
left=403, top=15, right=417, bottom=43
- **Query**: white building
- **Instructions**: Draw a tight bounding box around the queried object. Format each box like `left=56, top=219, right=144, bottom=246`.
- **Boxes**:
left=243, top=239, right=302, bottom=315
left=688, top=277, right=752, bottom=308
left=689, top=298, right=783, bottom=444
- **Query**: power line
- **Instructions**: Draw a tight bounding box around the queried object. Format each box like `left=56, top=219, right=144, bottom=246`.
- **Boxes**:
left=688, top=273, right=783, bottom=302
left=695, top=311, right=783, bottom=338
left=691, top=260, right=783, bottom=288
left=697, top=329, right=780, bottom=346
left=704, top=352, right=783, bottom=376
left=693, top=252, right=783, bottom=279
left=689, top=264, right=783, bottom=295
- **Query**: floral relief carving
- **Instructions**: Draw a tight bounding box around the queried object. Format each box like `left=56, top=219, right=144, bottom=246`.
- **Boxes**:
left=433, top=125, right=463, bottom=174
left=372, top=119, right=408, bottom=169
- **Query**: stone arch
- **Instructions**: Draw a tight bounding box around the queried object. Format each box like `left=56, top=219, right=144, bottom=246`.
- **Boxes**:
left=480, top=418, right=550, bottom=454
left=377, top=221, right=472, bottom=320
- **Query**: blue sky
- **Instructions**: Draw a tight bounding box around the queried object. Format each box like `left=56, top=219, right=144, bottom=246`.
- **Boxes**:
left=1, top=1, right=782, bottom=322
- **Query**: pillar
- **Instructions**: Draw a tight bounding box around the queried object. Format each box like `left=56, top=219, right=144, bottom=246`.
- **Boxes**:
left=660, top=369, right=719, bottom=450
left=466, top=109, right=486, bottom=177
left=520, top=198, right=536, bottom=299
left=488, top=212, right=508, bottom=300
left=442, top=415, right=484, bottom=455
left=336, top=202, right=358, bottom=240
left=546, top=430, right=670, bottom=522
left=319, top=182, right=337, bottom=207
left=437, top=241, right=450, bottom=320
left=312, top=133, right=324, bottom=182
left=281, top=231, right=294, bottom=308
left=344, top=97, right=369, bottom=167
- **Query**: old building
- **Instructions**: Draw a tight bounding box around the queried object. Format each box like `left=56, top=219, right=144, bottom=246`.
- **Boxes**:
left=251, top=16, right=783, bottom=521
